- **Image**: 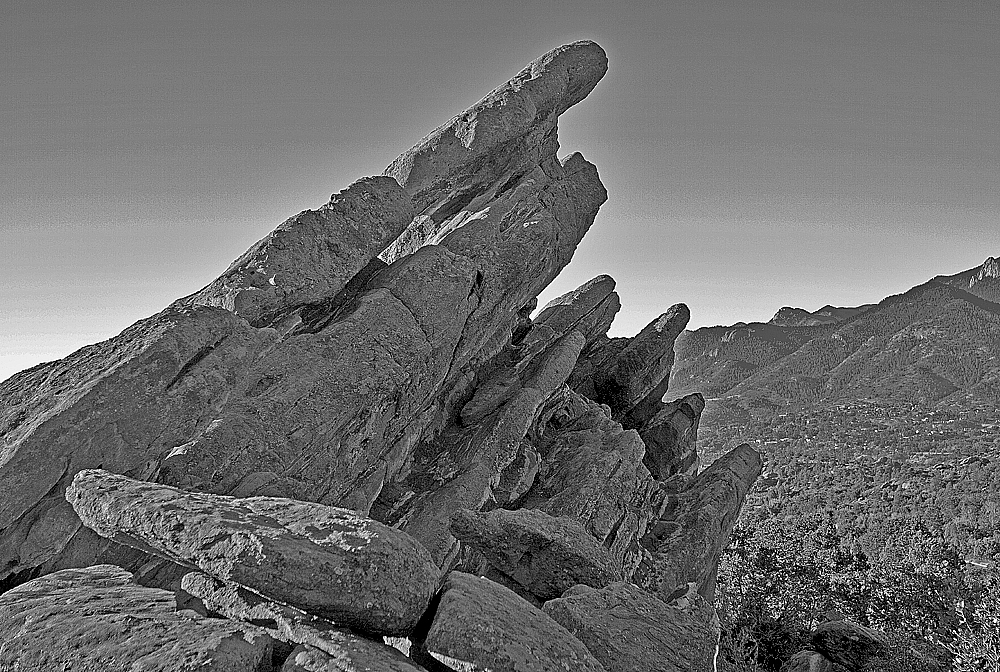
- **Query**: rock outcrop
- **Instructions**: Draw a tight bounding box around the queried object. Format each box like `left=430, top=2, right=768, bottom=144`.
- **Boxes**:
left=0, top=40, right=762, bottom=672
left=417, top=572, right=606, bottom=672
left=0, top=565, right=275, bottom=671
left=66, top=469, right=440, bottom=636
left=543, top=581, right=719, bottom=672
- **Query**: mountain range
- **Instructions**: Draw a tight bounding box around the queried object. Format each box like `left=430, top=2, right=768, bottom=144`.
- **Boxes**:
left=669, top=256, right=1000, bottom=411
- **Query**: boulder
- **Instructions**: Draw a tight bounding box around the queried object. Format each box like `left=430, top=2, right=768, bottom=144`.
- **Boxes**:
left=420, top=571, right=606, bottom=672
left=780, top=649, right=834, bottom=672
left=449, top=507, right=623, bottom=601
left=543, top=581, right=719, bottom=672
left=281, top=644, right=428, bottom=672
left=66, top=470, right=441, bottom=635
left=0, top=565, right=274, bottom=671
left=811, top=620, right=889, bottom=671
left=181, top=571, right=410, bottom=665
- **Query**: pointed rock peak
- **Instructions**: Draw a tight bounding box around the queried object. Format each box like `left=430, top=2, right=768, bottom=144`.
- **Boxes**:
left=648, top=303, right=690, bottom=334
left=968, top=255, right=1000, bottom=289
left=384, top=41, right=608, bottom=204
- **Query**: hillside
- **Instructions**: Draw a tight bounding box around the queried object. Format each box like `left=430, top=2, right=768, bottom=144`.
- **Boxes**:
left=671, top=256, right=1000, bottom=408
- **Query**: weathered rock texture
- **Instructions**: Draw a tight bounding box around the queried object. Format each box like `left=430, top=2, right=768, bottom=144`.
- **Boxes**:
left=0, top=565, right=274, bottom=671
left=450, top=507, right=623, bottom=601
left=66, top=469, right=440, bottom=635
left=543, top=581, right=719, bottom=672
left=419, top=571, right=606, bottom=672
left=0, top=40, right=762, bottom=672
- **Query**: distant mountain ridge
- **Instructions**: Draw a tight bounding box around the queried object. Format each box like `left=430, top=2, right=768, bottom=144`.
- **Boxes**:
left=670, top=256, right=1000, bottom=408
left=769, top=304, right=874, bottom=327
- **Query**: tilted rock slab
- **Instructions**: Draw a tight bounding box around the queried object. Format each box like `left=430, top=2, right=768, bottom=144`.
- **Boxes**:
left=543, top=582, right=719, bottom=672
left=636, top=443, right=762, bottom=601
left=372, top=331, right=586, bottom=566
left=420, top=571, right=607, bottom=672
left=0, top=565, right=274, bottom=671
left=450, top=507, right=623, bottom=601
left=637, top=392, right=705, bottom=480
left=181, top=571, right=421, bottom=668
left=0, top=41, right=608, bottom=585
left=281, top=643, right=428, bottom=672
left=570, top=303, right=690, bottom=421
left=184, top=176, right=414, bottom=327
left=66, top=470, right=440, bottom=635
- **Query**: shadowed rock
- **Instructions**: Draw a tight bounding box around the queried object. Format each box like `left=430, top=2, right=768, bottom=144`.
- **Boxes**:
left=514, top=387, right=655, bottom=578
left=811, top=620, right=889, bottom=671
left=543, top=581, right=719, bottom=672
left=0, top=565, right=274, bottom=671
left=636, top=393, right=705, bottom=479
left=571, top=304, right=690, bottom=420
left=66, top=470, right=441, bottom=636
left=419, top=571, right=607, bottom=672
left=780, top=650, right=834, bottom=672
left=450, top=507, right=623, bottom=601
left=636, top=443, right=762, bottom=601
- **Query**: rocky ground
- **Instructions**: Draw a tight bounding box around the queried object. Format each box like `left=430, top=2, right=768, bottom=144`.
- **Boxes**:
left=0, top=41, right=769, bottom=671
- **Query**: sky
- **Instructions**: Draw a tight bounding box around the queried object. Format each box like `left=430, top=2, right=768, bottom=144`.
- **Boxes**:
left=3, top=0, right=998, bottom=382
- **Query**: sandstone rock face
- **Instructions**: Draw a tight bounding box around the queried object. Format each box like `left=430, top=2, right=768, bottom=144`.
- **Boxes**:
left=420, top=571, right=607, bottom=672
left=811, top=620, right=890, bottom=671
left=281, top=644, right=428, bottom=672
left=637, top=443, right=763, bottom=601
left=571, top=303, right=690, bottom=421
left=0, top=40, right=608, bottom=584
left=637, top=392, right=705, bottom=479
left=184, top=176, right=414, bottom=327
left=450, top=507, right=623, bottom=601
left=0, top=565, right=274, bottom=671
left=543, top=581, right=718, bottom=672
left=0, top=39, right=764, bottom=672
left=67, top=470, right=440, bottom=635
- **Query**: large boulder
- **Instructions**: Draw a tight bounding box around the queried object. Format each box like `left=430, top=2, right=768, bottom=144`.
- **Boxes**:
left=281, top=644, right=428, bottom=672
left=0, top=565, right=274, bottom=671
left=449, top=507, right=623, bottom=601
left=543, top=581, right=719, bottom=672
left=66, top=470, right=441, bottom=635
left=811, top=620, right=889, bottom=671
left=419, top=571, right=606, bottom=672
left=780, top=650, right=834, bottom=672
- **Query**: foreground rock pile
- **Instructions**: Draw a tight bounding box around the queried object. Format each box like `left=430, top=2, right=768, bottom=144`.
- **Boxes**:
left=0, top=41, right=761, bottom=670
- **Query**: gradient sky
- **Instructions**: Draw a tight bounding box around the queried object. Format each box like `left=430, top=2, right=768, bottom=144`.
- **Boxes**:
left=4, top=0, right=998, bottom=382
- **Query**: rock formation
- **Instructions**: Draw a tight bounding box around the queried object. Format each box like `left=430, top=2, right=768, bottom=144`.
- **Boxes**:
left=0, top=40, right=761, bottom=671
